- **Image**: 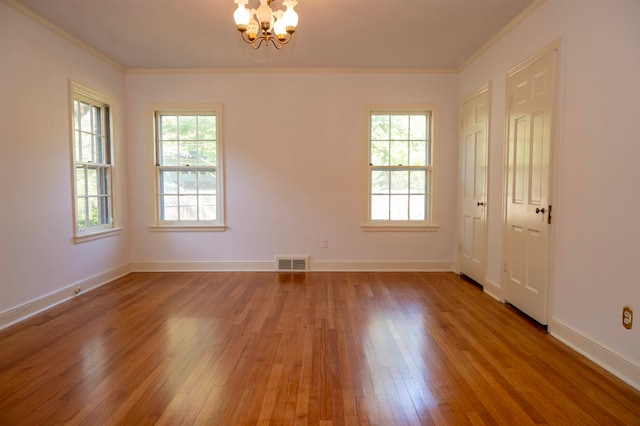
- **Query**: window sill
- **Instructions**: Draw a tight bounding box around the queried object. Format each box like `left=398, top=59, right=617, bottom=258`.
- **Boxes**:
left=74, top=227, right=122, bottom=243
left=361, top=223, right=439, bottom=232
left=149, top=224, right=228, bottom=232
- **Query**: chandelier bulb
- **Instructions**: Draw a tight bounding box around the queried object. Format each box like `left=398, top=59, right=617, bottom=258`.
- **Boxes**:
left=282, top=0, right=298, bottom=33
left=256, top=0, right=273, bottom=30
left=233, top=3, right=250, bottom=31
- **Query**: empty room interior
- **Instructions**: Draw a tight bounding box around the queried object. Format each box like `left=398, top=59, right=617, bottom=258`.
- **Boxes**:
left=1, top=0, right=639, bottom=423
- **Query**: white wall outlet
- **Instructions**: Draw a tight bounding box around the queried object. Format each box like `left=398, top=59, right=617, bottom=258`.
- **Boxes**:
left=320, top=238, right=328, bottom=248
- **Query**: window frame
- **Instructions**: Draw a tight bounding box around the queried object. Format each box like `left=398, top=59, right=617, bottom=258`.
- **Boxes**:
left=363, top=105, right=439, bottom=232
left=151, top=105, right=226, bottom=231
left=70, top=83, right=120, bottom=243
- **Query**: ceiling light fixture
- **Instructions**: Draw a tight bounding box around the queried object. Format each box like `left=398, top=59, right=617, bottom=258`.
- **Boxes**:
left=233, top=0, right=299, bottom=49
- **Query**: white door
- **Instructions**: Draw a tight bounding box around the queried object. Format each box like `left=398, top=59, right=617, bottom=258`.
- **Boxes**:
left=460, top=85, right=489, bottom=284
left=504, top=47, right=557, bottom=325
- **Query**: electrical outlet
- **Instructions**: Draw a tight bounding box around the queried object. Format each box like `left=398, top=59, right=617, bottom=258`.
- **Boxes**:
left=320, top=238, right=328, bottom=248
left=622, top=306, right=633, bottom=330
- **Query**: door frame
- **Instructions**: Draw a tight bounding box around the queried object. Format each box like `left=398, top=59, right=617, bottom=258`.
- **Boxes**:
left=458, top=82, right=491, bottom=290
left=500, top=38, right=562, bottom=324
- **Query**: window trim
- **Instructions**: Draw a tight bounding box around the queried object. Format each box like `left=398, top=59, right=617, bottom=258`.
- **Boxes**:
left=69, top=82, right=121, bottom=243
left=150, top=104, right=226, bottom=230
left=362, top=104, right=439, bottom=231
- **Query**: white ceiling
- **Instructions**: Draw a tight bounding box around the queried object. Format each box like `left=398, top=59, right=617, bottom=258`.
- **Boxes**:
left=9, top=0, right=536, bottom=70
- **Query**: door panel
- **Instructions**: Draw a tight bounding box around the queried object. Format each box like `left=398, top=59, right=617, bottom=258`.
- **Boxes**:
left=505, top=48, right=556, bottom=325
left=460, top=86, right=489, bottom=284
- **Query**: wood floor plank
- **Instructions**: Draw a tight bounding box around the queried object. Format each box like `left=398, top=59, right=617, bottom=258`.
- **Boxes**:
left=1, top=272, right=640, bottom=425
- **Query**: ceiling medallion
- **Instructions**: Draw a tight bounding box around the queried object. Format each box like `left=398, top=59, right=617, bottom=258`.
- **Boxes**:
left=233, top=0, right=299, bottom=49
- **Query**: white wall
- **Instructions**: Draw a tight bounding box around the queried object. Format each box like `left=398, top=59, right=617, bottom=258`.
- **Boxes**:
left=125, top=71, right=460, bottom=269
left=460, top=0, right=640, bottom=379
left=0, top=3, right=130, bottom=320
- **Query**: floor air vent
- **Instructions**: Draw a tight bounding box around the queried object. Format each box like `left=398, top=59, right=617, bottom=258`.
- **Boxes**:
left=277, top=256, right=309, bottom=271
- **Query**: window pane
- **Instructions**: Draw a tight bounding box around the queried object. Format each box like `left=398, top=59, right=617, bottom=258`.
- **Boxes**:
left=390, top=140, right=408, bottom=166
left=81, top=132, right=93, bottom=162
left=198, top=171, right=216, bottom=194
left=390, top=170, right=409, bottom=194
left=179, top=141, right=198, bottom=166
left=161, top=141, right=179, bottom=166
left=390, top=195, right=409, bottom=220
left=409, top=195, right=426, bottom=220
left=199, top=116, right=216, bottom=140
left=77, top=198, right=87, bottom=229
left=99, top=195, right=110, bottom=224
left=160, top=115, right=177, bottom=140
left=161, top=170, right=178, bottom=194
left=371, top=170, right=389, bottom=194
left=410, top=115, right=427, bottom=140
left=76, top=167, right=86, bottom=196
left=371, top=195, right=389, bottom=220
left=199, top=141, right=217, bottom=166
left=87, top=168, right=98, bottom=195
left=161, top=195, right=178, bottom=220
left=79, top=101, right=91, bottom=132
left=390, top=115, right=409, bottom=139
left=94, top=135, right=104, bottom=164
left=371, top=140, right=389, bottom=166
left=409, top=140, right=427, bottom=166
left=98, top=167, right=109, bottom=196
left=410, top=170, right=426, bottom=194
left=179, top=116, right=197, bottom=140
left=179, top=170, right=197, bottom=194
left=88, top=197, right=99, bottom=226
left=199, top=195, right=216, bottom=220
left=92, top=106, right=102, bottom=135
left=75, top=131, right=82, bottom=162
left=371, top=115, right=389, bottom=140
left=179, top=195, right=198, bottom=220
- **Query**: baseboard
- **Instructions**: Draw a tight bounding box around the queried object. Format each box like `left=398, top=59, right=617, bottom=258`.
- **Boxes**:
left=131, top=261, right=274, bottom=272
left=483, top=279, right=502, bottom=301
left=131, top=260, right=456, bottom=272
left=550, top=318, right=640, bottom=391
left=0, top=264, right=131, bottom=331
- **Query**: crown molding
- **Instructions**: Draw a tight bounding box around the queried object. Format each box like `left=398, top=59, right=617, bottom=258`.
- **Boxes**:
left=1, top=0, right=125, bottom=72
left=457, top=0, right=547, bottom=72
left=124, top=67, right=459, bottom=75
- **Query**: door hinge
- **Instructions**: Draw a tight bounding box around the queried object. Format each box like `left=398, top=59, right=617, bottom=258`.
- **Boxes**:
left=548, top=205, right=552, bottom=224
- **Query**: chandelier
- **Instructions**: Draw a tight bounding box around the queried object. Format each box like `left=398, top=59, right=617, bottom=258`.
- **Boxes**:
left=233, top=0, right=299, bottom=49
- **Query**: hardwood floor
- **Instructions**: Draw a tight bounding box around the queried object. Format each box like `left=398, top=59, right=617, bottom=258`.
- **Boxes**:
left=1, top=272, right=639, bottom=425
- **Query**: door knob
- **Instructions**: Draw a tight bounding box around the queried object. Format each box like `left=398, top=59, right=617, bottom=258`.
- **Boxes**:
left=536, top=207, right=546, bottom=214
left=477, top=202, right=485, bottom=206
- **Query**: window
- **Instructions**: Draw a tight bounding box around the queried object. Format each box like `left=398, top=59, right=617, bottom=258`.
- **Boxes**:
left=365, top=106, right=438, bottom=230
left=71, top=86, right=117, bottom=241
left=154, top=107, right=225, bottom=229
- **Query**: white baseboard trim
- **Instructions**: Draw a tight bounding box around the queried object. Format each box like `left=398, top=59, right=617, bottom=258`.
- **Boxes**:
left=550, top=318, right=640, bottom=391
left=483, top=279, right=502, bottom=301
left=131, top=261, right=274, bottom=272
left=0, top=264, right=131, bottom=331
left=131, top=260, right=456, bottom=273
left=312, top=261, right=455, bottom=271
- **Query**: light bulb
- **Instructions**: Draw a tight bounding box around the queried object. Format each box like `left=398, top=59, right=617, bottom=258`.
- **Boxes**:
left=273, top=11, right=287, bottom=40
left=282, top=1, right=298, bottom=33
left=233, top=4, right=250, bottom=31
left=256, top=0, right=273, bottom=30
left=247, top=16, right=259, bottom=41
